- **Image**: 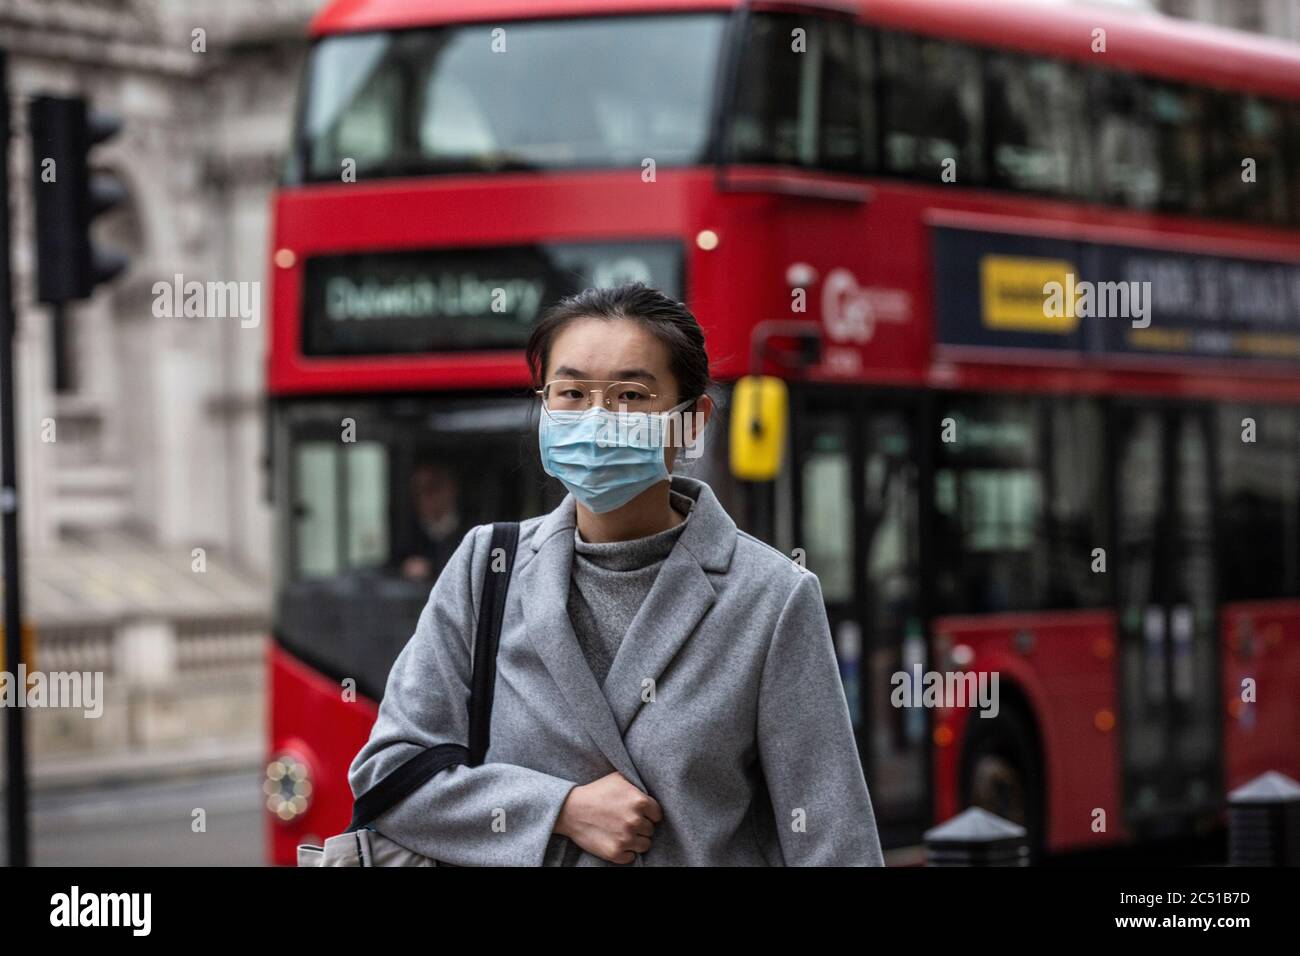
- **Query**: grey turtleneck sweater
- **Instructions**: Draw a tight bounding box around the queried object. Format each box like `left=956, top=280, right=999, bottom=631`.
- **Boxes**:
left=543, top=488, right=694, bottom=865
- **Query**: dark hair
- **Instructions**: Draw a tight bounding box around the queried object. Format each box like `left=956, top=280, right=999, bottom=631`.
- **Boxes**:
left=525, top=281, right=715, bottom=406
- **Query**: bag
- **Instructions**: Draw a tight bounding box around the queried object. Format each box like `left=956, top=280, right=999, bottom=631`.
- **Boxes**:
left=298, top=521, right=520, bottom=867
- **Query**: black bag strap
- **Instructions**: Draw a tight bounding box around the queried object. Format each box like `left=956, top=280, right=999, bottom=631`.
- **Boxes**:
left=346, top=521, right=519, bottom=833
left=467, top=521, right=519, bottom=765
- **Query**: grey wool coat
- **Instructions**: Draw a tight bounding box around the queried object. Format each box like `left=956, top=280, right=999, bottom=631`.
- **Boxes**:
left=348, top=474, right=885, bottom=866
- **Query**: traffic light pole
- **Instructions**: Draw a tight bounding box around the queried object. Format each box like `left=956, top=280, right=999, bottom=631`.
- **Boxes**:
left=0, top=49, right=30, bottom=868
left=51, top=303, right=69, bottom=392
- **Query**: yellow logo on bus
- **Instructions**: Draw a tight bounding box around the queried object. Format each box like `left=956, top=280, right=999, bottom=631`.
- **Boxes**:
left=980, top=255, right=1080, bottom=333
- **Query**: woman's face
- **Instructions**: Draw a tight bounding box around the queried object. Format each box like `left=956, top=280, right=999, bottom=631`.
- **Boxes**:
left=544, top=316, right=706, bottom=471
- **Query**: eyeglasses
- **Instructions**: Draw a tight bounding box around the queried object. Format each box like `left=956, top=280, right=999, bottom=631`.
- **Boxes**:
left=536, top=379, right=659, bottom=418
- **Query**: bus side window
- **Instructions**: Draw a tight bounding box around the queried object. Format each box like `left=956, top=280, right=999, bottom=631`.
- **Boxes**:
left=985, top=52, right=1090, bottom=199
left=1204, top=92, right=1289, bottom=225
left=933, top=396, right=1107, bottom=615
left=1045, top=399, right=1109, bottom=610
left=799, top=420, right=855, bottom=603
left=726, top=13, right=810, bottom=166
left=1217, top=405, right=1300, bottom=601
left=877, top=31, right=984, bottom=184
left=728, top=13, right=874, bottom=174
left=1088, top=68, right=1161, bottom=211
left=1143, top=79, right=1210, bottom=217
left=817, top=18, right=875, bottom=174
left=1289, top=106, right=1300, bottom=227
left=933, top=396, right=1044, bottom=614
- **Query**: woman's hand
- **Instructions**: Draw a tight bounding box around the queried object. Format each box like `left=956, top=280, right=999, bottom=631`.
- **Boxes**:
left=553, top=771, right=662, bottom=864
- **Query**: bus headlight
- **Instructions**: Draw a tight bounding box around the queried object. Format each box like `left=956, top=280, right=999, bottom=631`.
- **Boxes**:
left=264, top=753, right=313, bottom=822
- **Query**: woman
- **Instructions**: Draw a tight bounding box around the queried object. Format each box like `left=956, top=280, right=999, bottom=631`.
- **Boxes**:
left=348, top=282, right=885, bottom=866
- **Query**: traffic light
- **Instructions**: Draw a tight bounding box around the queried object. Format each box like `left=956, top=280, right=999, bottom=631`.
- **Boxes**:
left=28, top=94, right=128, bottom=303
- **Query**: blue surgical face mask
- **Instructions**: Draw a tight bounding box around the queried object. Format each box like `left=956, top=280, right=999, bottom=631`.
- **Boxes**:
left=538, top=398, right=697, bottom=514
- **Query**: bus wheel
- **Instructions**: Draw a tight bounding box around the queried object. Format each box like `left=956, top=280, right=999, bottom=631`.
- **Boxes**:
left=960, top=705, right=1045, bottom=864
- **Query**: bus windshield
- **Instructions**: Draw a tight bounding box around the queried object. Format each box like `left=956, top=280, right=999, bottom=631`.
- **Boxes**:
left=293, top=13, right=727, bottom=182
left=272, top=396, right=563, bottom=699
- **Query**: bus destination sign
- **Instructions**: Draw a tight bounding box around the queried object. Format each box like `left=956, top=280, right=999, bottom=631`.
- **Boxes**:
left=301, top=240, right=682, bottom=357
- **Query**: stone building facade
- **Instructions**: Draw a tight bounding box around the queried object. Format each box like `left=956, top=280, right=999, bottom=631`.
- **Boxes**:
left=0, top=0, right=319, bottom=765
left=1156, top=0, right=1300, bottom=40
left=0, top=0, right=316, bottom=567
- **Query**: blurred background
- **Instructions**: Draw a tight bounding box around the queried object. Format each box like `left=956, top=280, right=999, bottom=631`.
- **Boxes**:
left=0, top=0, right=1298, bottom=867
left=0, top=0, right=318, bottom=865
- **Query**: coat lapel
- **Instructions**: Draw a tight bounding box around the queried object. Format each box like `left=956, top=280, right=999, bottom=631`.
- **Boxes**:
left=600, top=544, right=715, bottom=735
left=517, top=476, right=737, bottom=792
left=518, top=506, right=647, bottom=790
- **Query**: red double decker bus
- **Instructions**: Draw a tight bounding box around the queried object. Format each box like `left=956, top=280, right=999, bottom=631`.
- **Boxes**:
left=264, top=0, right=1300, bottom=864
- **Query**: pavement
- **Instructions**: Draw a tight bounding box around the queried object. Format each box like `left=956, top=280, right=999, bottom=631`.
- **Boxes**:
left=2, top=736, right=264, bottom=795
left=0, top=739, right=268, bottom=865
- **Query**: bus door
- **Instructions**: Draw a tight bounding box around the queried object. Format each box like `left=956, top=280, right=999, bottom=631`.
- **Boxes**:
left=1113, top=401, right=1222, bottom=833
left=790, top=389, right=928, bottom=845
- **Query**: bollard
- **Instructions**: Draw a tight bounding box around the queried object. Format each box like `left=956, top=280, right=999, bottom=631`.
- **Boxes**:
left=923, top=806, right=1029, bottom=866
left=1227, top=770, right=1300, bottom=866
